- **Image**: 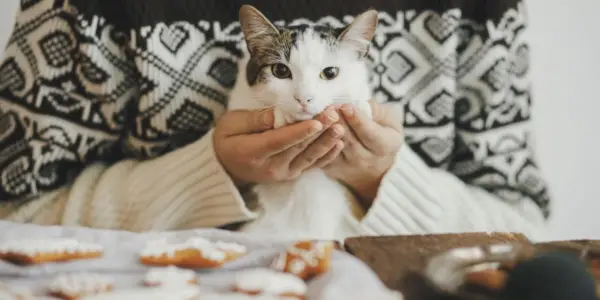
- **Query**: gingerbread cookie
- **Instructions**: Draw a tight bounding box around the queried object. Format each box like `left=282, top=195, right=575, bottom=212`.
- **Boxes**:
left=138, top=242, right=193, bottom=267
left=214, top=241, right=247, bottom=261
left=272, top=241, right=334, bottom=280
left=143, top=266, right=197, bottom=287
left=139, top=237, right=246, bottom=269
left=232, top=268, right=307, bottom=299
left=47, top=272, right=113, bottom=300
left=0, top=238, right=103, bottom=265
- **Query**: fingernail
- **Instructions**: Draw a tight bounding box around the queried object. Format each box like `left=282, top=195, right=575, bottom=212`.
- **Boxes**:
left=310, top=122, right=323, bottom=133
left=331, top=124, right=344, bottom=137
left=341, top=105, right=354, bottom=117
left=325, top=108, right=338, bottom=123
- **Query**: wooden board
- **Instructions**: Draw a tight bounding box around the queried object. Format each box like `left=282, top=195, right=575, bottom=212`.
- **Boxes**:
left=343, top=233, right=530, bottom=300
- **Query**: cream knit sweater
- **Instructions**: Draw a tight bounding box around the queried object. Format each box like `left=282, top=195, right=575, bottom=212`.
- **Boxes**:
left=0, top=0, right=549, bottom=240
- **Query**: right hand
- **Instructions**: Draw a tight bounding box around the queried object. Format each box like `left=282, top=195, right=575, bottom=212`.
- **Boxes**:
left=213, top=107, right=345, bottom=187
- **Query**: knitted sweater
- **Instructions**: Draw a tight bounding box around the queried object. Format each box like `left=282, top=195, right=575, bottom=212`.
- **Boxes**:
left=0, top=0, right=550, bottom=239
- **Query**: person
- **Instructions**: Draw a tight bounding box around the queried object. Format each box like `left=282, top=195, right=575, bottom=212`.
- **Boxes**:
left=0, top=0, right=550, bottom=239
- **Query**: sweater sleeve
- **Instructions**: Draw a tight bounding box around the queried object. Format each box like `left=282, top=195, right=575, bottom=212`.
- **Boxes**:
left=345, top=3, right=550, bottom=240
left=0, top=0, right=256, bottom=231
left=348, top=143, right=546, bottom=240
left=0, top=130, right=257, bottom=231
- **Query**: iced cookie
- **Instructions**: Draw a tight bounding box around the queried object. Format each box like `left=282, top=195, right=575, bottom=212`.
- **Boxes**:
left=138, top=242, right=192, bottom=267
left=232, top=268, right=306, bottom=299
left=143, top=265, right=197, bottom=286
left=139, top=237, right=246, bottom=269
left=47, top=272, right=113, bottom=300
left=0, top=238, right=103, bottom=265
left=214, top=241, right=247, bottom=261
left=272, top=241, right=334, bottom=280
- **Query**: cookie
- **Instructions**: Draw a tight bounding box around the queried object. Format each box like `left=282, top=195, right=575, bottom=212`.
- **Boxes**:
left=139, top=237, right=246, bottom=269
left=138, top=242, right=193, bottom=267
left=143, top=266, right=197, bottom=287
left=47, top=272, right=113, bottom=300
left=232, top=268, right=307, bottom=299
left=272, top=241, right=334, bottom=280
left=0, top=238, right=103, bottom=265
left=465, top=268, right=508, bottom=291
left=213, top=241, right=247, bottom=261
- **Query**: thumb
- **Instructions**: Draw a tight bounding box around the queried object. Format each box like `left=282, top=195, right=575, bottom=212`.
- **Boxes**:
left=215, top=107, right=275, bottom=137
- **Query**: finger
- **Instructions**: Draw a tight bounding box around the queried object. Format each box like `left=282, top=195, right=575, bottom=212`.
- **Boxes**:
left=340, top=103, right=390, bottom=154
left=292, top=107, right=340, bottom=150
left=312, top=140, right=344, bottom=168
left=256, top=120, right=323, bottom=156
left=336, top=115, right=371, bottom=162
left=315, top=106, right=340, bottom=128
left=288, top=124, right=344, bottom=172
left=215, top=107, right=275, bottom=137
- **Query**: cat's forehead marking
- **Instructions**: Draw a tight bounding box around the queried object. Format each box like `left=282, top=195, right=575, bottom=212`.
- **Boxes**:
left=246, top=29, right=294, bottom=85
left=245, top=24, right=344, bottom=86
left=285, top=25, right=344, bottom=48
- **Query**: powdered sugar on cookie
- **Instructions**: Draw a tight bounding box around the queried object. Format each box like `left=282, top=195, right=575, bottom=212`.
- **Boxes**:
left=184, top=238, right=228, bottom=261
left=139, top=242, right=190, bottom=259
left=0, top=238, right=103, bottom=256
left=234, top=268, right=306, bottom=297
left=214, top=241, right=246, bottom=254
left=138, top=237, right=246, bottom=268
left=143, top=266, right=197, bottom=286
left=0, top=238, right=103, bottom=265
left=47, top=272, right=113, bottom=299
left=272, top=241, right=333, bottom=280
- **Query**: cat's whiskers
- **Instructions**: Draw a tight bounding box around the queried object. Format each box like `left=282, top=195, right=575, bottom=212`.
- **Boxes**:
left=251, top=95, right=273, bottom=106
left=331, top=97, right=355, bottom=105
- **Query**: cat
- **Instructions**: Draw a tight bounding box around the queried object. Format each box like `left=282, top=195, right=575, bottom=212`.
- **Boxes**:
left=227, top=5, right=378, bottom=240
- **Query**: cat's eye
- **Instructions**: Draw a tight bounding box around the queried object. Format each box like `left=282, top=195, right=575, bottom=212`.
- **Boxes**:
left=320, top=67, right=339, bottom=80
left=271, top=63, right=291, bottom=79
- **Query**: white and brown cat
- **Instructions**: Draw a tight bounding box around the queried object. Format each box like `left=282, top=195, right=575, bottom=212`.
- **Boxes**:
left=228, top=5, right=378, bottom=239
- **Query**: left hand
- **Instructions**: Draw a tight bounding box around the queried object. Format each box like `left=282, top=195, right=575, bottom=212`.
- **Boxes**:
left=323, top=100, right=404, bottom=208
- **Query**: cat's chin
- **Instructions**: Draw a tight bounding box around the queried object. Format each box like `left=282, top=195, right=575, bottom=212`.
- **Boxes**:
left=287, top=112, right=316, bottom=123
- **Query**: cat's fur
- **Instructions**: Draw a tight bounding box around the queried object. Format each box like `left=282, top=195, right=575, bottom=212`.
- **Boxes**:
left=228, top=5, right=378, bottom=239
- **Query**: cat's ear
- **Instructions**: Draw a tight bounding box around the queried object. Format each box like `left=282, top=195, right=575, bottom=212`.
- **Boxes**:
left=338, top=9, right=378, bottom=57
left=239, top=5, right=280, bottom=55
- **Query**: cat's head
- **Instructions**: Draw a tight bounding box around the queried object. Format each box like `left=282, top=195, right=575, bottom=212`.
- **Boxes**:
left=239, top=5, right=378, bottom=121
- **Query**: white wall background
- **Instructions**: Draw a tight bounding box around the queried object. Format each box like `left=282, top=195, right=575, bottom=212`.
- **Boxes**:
left=0, top=1, right=598, bottom=240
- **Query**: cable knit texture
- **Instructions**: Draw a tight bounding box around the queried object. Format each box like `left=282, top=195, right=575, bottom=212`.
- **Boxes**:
left=0, top=0, right=549, bottom=238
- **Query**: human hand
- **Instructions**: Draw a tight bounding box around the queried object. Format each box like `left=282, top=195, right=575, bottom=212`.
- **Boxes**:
left=324, top=101, right=404, bottom=207
left=213, top=107, right=345, bottom=188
